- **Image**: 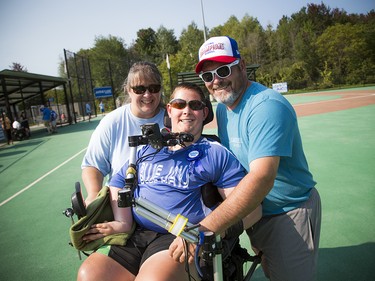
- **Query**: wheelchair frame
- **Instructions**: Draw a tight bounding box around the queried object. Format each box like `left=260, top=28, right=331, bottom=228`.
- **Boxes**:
left=64, top=123, right=262, bottom=281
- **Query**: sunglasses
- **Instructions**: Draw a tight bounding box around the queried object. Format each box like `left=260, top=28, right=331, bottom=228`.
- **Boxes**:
left=131, top=84, right=161, bottom=95
left=169, top=98, right=206, bottom=111
left=199, top=60, right=240, bottom=83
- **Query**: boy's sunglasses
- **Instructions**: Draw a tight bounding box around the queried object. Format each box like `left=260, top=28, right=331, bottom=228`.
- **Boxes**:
left=131, top=84, right=161, bottom=95
left=169, top=98, right=206, bottom=110
left=199, top=60, right=239, bottom=83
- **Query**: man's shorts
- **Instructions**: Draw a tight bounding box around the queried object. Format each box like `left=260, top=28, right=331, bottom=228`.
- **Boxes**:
left=96, top=227, right=175, bottom=276
left=247, top=187, right=321, bottom=281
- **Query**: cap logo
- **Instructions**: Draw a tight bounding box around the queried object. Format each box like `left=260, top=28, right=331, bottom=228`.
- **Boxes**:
left=199, top=42, right=225, bottom=58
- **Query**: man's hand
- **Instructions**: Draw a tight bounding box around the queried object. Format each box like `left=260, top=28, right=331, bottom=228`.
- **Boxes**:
left=168, top=237, right=196, bottom=264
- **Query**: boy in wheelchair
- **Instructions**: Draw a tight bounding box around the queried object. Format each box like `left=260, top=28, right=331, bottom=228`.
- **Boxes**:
left=75, top=83, right=261, bottom=281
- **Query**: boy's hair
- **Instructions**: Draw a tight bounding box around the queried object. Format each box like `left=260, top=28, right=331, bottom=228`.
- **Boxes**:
left=170, top=82, right=206, bottom=101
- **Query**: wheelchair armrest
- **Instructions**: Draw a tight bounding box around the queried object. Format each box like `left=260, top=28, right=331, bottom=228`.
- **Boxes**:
left=71, top=182, right=87, bottom=218
left=201, top=182, right=223, bottom=209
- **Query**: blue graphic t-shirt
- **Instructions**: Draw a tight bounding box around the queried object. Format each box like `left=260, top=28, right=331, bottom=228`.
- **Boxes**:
left=109, top=137, right=246, bottom=233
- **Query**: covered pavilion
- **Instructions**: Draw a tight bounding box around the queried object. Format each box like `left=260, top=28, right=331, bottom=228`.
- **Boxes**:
left=0, top=69, right=73, bottom=123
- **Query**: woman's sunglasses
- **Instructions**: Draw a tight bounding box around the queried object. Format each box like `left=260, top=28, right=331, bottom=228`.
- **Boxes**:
left=169, top=98, right=206, bottom=110
left=131, top=84, right=161, bottom=95
left=199, top=60, right=239, bottom=83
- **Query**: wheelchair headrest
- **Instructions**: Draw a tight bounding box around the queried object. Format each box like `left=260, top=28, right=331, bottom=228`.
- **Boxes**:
left=164, top=97, right=214, bottom=129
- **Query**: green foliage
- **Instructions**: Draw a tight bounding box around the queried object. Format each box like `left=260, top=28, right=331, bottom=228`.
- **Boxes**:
left=155, top=26, right=179, bottom=65
left=9, top=62, right=28, bottom=72
left=134, top=28, right=157, bottom=62
left=319, top=61, right=334, bottom=88
left=56, top=2, right=374, bottom=101
left=316, top=22, right=374, bottom=85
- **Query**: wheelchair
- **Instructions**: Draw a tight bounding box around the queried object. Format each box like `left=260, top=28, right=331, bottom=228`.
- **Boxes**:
left=63, top=99, right=262, bottom=280
left=12, top=127, right=30, bottom=141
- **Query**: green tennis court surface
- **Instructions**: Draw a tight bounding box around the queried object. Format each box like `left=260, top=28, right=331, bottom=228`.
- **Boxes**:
left=1, top=88, right=374, bottom=280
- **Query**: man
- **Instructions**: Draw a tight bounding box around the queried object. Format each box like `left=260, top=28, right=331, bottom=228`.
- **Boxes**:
left=41, top=105, right=52, bottom=134
left=50, top=109, right=58, bottom=133
left=195, top=36, right=321, bottom=281
left=85, top=102, right=91, bottom=122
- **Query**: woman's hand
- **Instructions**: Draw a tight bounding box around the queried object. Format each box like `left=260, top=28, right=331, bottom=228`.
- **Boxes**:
left=82, top=221, right=127, bottom=242
left=168, top=237, right=196, bottom=264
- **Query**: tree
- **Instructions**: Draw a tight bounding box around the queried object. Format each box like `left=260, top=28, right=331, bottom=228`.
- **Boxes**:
left=294, top=20, right=319, bottom=83
left=316, top=23, right=372, bottom=84
left=158, top=22, right=204, bottom=99
left=155, top=26, right=179, bottom=65
left=10, top=62, right=27, bottom=72
left=177, top=22, right=205, bottom=71
left=87, top=35, right=130, bottom=99
left=134, top=28, right=157, bottom=61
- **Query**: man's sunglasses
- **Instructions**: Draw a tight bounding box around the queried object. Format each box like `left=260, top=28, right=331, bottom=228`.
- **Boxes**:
left=169, top=98, right=206, bottom=110
left=199, top=60, right=240, bottom=83
left=131, top=84, right=161, bottom=95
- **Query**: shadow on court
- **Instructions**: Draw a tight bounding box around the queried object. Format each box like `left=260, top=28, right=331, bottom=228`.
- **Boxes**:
left=318, top=243, right=375, bottom=280
left=0, top=93, right=374, bottom=280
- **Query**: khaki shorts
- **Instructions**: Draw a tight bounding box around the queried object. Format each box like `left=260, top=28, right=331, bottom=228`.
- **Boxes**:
left=247, top=188, right=321, bottom=281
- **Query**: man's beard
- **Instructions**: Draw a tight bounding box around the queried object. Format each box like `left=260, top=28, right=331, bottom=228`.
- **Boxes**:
left=213, top=85, right=241, bottom=107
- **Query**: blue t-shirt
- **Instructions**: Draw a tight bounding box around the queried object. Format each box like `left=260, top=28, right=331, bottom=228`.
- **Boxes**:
left=51, top=110, right=57, bottom=121
left=109, top=137, right=246, bottom=233
left=217, top=82, right=316, bottom=216
left=42, top=107, right=51, bottom=121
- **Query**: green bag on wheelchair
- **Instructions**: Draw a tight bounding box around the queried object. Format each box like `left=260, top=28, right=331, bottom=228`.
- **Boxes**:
left=69, top=186, right=135, bottom=251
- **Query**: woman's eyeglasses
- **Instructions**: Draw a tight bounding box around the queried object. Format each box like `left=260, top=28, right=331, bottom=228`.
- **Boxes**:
left=199, top=60, right=239, bottom=83
left=131, top=84, right=161, bottom=95
left=169, top=99, right=206, bottom=110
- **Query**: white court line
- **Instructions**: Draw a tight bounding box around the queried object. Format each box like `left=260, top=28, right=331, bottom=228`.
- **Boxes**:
left=0, top=147, right=87, bottom=207
left=293, top=93, right=375, bottom=106
left=3, top=93, right=374, bottom=207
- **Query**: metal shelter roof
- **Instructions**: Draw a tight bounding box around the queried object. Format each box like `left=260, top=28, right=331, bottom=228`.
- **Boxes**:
left=0, top=69, right=67, bottom=108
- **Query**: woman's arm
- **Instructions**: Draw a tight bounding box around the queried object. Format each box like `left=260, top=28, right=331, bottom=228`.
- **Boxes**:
left=82, top=167, right=104, bottom=206
left=82, top=186, right=133, bottom=242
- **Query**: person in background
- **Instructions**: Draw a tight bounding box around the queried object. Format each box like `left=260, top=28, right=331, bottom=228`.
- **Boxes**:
left=40, top=105, right=52, bottom=134
left=81, top=62, right=166, bottom=206
left=20, top=111, right=30, bottom=136
left=76, top=82, right=262, bottom=281
left=85, top=102, right=92, bottom=122
left=12, top=119, right=21, bottom=130
left=50, top=109, right=58, bottom=133
left=99, top=101, right=105, bottom=116
left=61, top=112, right=66, bottom=123
left=195, top=36, right=321, bottom=281
left=2, top=115, right=13, bottom=145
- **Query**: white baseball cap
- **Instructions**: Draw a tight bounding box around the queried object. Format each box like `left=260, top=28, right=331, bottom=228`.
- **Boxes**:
left=195, top=36, right=241, bottom=73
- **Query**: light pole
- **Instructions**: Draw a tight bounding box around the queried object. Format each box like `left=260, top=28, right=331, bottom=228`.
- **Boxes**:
left=200, top=0, right=207, bottom=42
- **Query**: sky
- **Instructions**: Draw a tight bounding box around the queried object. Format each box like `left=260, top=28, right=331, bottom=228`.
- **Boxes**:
left=0, top=0, right=373, bottom=77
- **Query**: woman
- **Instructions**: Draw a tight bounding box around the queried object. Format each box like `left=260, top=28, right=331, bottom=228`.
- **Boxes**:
left=81, top=61, right=166, bottom=206
left=77, top=82, right=261, bottom=281
left=2, top=115, right=13, bottom=145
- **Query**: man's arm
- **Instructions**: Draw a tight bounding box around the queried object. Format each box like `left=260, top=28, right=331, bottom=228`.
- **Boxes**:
left=199, top=156, right=279, bottom=233
left=82, top=166, right=104, bottom=206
